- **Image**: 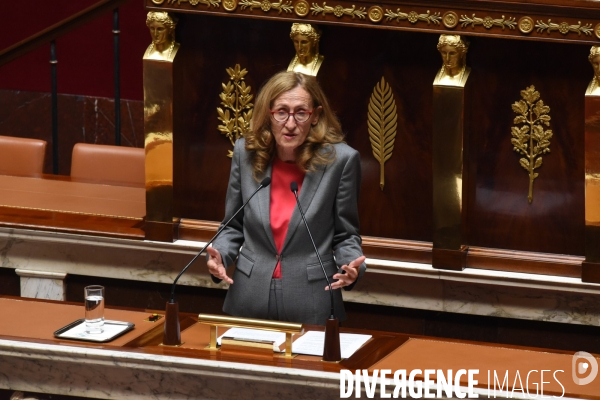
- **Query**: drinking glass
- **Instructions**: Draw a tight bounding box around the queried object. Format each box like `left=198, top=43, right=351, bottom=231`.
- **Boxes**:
left=84, top=285, right=105, bottom=334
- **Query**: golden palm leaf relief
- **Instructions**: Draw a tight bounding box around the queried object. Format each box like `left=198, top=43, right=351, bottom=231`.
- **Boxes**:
left=511, top=85, right=553, bottom=204
left=217, top=64, right=254, bottom=158
left=368, top=77, right=398, bottom=190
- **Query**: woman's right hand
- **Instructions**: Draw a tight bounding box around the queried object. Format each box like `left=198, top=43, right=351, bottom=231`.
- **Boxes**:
left=206, top=246, right=234, bottom=284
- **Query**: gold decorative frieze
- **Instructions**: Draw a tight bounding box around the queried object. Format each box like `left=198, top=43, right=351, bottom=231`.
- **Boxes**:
left=167, top=0, right=221, bottom=7
left=147, top=0, right=600, bottom=43
left=240, top=0, right=293, bottom=13
left=518, top=16, right=534, bottom=34
left=384, top=9, right=441, bottom=25
left=460, top=14, right=516, bottom=30
left=217, top=65, right=254, bottom=158
left=368, top=77, right=397, bottom=191
left=223, top=0, right=238, bottom=11
left=442, top=11, right=458, bottom=29
left=294, top=0, right=309, bottom=16
left=310, top=3, right=366, bottom=19
left=368, top=6, right=383, bottom=23
left=511, top=85, right=553, bottom=204
left=535, top=19, right=593, bottom=36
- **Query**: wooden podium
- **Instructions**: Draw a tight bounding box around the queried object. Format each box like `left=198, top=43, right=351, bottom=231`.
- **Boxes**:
left=1, top=296, right=599, bottom=399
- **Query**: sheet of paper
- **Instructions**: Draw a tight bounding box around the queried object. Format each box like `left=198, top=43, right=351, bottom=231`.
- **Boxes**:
left=217, top=327, right=286, bottom=348
left=58, top=321, right=131, bottom=341
left=290, top=331, right=372, bottom=359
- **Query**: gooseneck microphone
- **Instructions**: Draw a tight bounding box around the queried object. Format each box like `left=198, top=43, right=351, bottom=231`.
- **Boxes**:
left=290, top=181, right=335, bottom=319
left=163, top=177, right=271, bottom=346
left=290, top=181, right=341, bottom=361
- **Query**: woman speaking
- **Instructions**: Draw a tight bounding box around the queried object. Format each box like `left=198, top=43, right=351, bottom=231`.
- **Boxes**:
left=207, top=71, right=366, bottom=325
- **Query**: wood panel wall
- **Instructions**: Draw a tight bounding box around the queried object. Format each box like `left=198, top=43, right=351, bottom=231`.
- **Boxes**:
left=171, top=12, right=589, bottom=255
left=150, top=0, right=600, bottom=282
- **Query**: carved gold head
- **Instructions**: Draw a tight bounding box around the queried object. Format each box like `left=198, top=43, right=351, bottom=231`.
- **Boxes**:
left=146, top=12, right=178, bottom=50
left=290, top=23, right=321, bottom=65
left=589, top=46, right=600, bottom=81
left=437, top=35, right=469, bottom=77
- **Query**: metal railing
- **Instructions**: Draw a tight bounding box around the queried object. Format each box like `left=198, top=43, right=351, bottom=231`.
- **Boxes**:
left=0, top=0, right=130, bottom=173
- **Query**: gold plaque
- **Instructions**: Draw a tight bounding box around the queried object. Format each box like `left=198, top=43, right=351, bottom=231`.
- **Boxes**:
left=368, top=6, right=383, bottom=23
left=223, top=0, right=238, bottom=11
left=442, top=11, right=458, bottom=29
left=518, top=16, right=534, bottom=34
left=294, top=0, right=309, bottom=16
left=595, top=23, right=600, bottom=39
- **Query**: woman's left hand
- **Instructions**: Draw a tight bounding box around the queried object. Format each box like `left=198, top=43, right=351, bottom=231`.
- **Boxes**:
left=326, top=255, right=366, bottom=290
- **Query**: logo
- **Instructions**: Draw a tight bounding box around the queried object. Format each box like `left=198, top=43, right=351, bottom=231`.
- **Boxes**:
left=572, top=351, right=598, bottom=385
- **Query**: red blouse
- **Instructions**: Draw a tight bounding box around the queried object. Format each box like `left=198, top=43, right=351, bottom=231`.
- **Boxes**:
left=270, top=158, right=305, bottom=279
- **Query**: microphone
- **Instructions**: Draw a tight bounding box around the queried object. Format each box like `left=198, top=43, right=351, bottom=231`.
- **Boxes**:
left=290, top=181, right=341, bottom=361
left=163, top=176, right=271, bottom=346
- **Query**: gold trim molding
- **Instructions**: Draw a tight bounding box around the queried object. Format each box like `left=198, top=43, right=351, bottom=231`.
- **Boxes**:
left=384, top=9, right=441, bottom=25
left=148, top=0, right=600, bottom=42
left=240, top=0, right=293, bottom=13
left=442, top=11, right=458, bottom=29
left=217, top=64, right=254, bottom=158
left=294, top=0, right=309, bottom=16
left=535, top=19, right=593, bottom=36
left=511, top=85, right=553, bottom=204
left=166, top=0, right=221, bottom=7
left=368, top=77, right=398, bottom=191
left=310, top=3, right=366, bottom=19
left=518, top=16, right=534, bottom=34
left=460, top=14, right=516, bottom=30
left=368, top=6, right=383, bottom=23
left=223, top=0, right=238, bottom=11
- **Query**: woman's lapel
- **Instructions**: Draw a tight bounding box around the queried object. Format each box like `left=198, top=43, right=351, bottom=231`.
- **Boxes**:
left=281, top=165, right=326, bottom=253
left=257, top=163, right=277, bottom=253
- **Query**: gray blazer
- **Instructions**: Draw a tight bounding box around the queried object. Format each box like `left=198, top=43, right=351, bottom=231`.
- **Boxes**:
left=212, top=138, right=366, bottom=325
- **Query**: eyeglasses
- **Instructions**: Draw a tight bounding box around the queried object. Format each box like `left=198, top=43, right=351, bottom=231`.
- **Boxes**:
left=270, top=109, right=313, bottom=123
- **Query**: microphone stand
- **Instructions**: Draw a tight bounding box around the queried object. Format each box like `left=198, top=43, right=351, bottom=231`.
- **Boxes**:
left=163, top=177, right=271, bottom=346
left=291, top=182, right=341, bottom=361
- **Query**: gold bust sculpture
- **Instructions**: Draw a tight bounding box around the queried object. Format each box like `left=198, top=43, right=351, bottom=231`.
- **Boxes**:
left=144, top=12, right=180, bottom=62
left=434, top=35, right=470, bottom=87
left=587, top=46, right=600, bottom=95
left=287, top=23, right=324, bottom=76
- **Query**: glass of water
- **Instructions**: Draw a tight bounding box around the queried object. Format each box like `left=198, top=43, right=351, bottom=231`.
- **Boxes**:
left=84, top=285, right=105, bottom=334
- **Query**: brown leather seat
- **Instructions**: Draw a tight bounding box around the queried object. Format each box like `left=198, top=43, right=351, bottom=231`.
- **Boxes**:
left=71, top=143, right=145, bottom=187
left=0, top=135, right=47, bottom=177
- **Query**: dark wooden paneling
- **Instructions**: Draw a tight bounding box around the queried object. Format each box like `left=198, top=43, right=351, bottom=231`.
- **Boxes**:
left=173, top=14, right=435, bottom=242
left=172, top=14, right=589, bottom=269
left=466, top=36, right=587, bottom=256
